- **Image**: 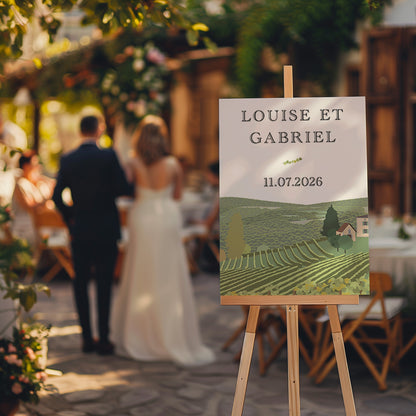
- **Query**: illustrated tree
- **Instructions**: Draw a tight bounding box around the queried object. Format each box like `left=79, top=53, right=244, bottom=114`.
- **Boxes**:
left=328, top=232, right=341, bottom=251
left=339, top=235, right=353, bottom=255
left=242, top=243, right=251, bottom=256
left=322, top=205, right=340, bottom=237
left=225, top=212, right=246, bottom=259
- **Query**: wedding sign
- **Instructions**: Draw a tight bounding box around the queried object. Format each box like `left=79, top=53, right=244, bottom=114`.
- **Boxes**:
left=219, top=97, right=369, bottom=299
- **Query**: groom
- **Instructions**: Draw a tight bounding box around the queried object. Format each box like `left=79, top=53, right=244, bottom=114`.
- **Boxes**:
left=53, top=115, right=132, bottom=354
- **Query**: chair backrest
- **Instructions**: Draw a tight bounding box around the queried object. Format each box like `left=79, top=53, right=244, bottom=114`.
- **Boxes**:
left=370, top=272, right=393, bottom=294
left=31, top=206, right=66, bottom=229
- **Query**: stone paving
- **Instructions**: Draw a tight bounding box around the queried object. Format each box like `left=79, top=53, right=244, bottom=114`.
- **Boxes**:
left=16, top=272, right=416, bottom=416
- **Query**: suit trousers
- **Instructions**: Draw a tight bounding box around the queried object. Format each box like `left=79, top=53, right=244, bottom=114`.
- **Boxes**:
left=71, top=239, right=118, bottom=343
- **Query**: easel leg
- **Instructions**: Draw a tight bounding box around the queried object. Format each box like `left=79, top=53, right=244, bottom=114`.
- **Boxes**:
left=287, top=305, right=301, bottom=416
left=231, top=305, right=260, bottom=416
left=327, top=305, right=357, bottom=416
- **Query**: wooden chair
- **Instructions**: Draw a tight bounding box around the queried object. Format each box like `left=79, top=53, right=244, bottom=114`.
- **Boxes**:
left=309, top=272, right=406, bottom=391
left=31, top=206, right=74, bottom=282
left=222, top=305, right=284, bottom=375
left=182, top=224, right=206, bottom=274
left=262, top=305, right=326, bottom=372
left=394, top=319, right=416, bottom=365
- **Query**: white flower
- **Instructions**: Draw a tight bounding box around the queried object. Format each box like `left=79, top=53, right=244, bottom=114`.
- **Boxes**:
left=133, top=59, right=145, bottom=72
left=134, top=100, right=147, bottom=117
left=102, top=72, right=115, bottom=91
left=155, top=93, right=166, bottom=104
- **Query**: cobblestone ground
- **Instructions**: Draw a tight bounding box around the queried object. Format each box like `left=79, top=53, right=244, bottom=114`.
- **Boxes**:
left=15, top=272, right=416, bottom=416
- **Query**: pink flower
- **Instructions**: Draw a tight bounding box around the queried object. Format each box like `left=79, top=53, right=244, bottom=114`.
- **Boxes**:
left=11, top=382, right=23, bottom=395
left=35, top=371, right=47, bottom=381
left=25, top=347, right=36, bottom=361
left=4, top=354, right=22, bottom=366
left=0, top=347, right=4, bottom=353
left=126, top=101, right=136, bottom=112
left=146, top=48, right=165, bottom=65
left=8, top=344, right=17, bottom=353
left=18, top=375, right=30, bottom=383
left=4, top=354, right=18, bottom=363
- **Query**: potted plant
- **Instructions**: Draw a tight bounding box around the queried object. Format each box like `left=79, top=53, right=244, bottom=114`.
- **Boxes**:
left=0, top=203, right=52, bottom=415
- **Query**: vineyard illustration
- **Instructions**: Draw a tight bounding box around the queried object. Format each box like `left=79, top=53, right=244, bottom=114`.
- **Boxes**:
left=220, top=197, right=369, bottom=296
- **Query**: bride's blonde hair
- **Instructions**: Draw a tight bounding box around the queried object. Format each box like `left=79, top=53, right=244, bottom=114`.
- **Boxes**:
left=133, top=115, right=170, bottom=165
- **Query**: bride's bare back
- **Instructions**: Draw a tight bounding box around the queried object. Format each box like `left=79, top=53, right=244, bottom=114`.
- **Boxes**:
left=129, top=155, right=183, bottom=200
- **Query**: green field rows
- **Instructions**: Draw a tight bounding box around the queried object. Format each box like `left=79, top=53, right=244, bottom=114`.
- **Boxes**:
left=220, top=239, right=369, bottom=296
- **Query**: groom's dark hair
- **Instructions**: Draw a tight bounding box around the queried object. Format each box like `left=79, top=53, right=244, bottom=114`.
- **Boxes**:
left=80, top=115, right=99, bottom=135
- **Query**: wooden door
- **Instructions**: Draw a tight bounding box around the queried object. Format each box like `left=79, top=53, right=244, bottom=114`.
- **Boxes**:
left=404, top=28, right=416, bottom=213
left=362, top=28, right=404, bottom=215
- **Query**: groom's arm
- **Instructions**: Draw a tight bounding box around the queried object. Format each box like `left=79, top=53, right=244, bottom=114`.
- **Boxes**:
left=52, top=158, right=75, bottom=228
left=108, top=149, right=135, bottom=198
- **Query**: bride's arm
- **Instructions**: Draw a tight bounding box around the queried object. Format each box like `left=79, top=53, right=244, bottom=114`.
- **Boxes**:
left=123, top=157, right=136, bottom=185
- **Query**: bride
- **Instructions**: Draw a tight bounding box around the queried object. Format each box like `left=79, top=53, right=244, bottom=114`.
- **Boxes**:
left=110, top=115, right=215, bottom=366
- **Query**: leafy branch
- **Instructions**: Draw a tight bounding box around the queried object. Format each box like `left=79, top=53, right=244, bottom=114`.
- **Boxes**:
left=0, top=0, right=210, bottom=68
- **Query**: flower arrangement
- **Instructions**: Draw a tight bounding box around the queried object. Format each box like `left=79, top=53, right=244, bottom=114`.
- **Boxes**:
left=0, top=202, right=52, bottom=407
left=100, top=41, right=169, bottom=127
left=0, top=325, right=49, bottom=404
left=61, top=40, right=170, bottom=129
left=0, top=204, right=12, bottom=226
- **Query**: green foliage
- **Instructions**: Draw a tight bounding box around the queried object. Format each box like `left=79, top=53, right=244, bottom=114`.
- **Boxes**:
left=0, top=1, right=210, bottom=68
left=398, top=223, right=410, bottom=240
left=0, top=201, right=52, bottom=404
left=0, top=204, right=50, bottom=328
left=234, top=0, right=385, bottom=96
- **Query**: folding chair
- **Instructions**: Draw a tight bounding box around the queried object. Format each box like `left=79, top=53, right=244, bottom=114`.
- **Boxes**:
left=262, top=305, right=326, bottom=372
left=309, top=272, right=406, bottom=391
left=32, top=206, right=74, bottom=282
left=222, top=305, right=284, bottom=375
left=181, top=224, right=210, bottom=274
left=394, top=320, right=416, bottom=365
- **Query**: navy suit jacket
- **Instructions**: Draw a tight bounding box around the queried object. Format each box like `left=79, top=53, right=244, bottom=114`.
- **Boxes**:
left=52, top=143, right=133, bottom=243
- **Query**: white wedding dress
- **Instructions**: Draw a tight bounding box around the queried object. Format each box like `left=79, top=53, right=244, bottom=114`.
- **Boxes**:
left=110, top=185, right=215, bottom=366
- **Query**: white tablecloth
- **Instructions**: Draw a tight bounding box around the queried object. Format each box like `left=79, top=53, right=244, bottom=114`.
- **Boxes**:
left=369, top=217, right=416, bottom=302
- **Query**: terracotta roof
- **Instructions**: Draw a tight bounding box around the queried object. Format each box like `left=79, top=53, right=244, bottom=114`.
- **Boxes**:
left=337, top=223, right=356, bottom=233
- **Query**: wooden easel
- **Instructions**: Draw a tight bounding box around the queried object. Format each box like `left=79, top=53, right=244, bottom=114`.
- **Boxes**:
left=222, top=66, right=359, bottom=416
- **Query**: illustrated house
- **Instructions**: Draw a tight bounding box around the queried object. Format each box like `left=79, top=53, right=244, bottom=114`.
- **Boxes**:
left=356, top=215, right=369, bottom=238
left=336, top=223, right=357, bottom=241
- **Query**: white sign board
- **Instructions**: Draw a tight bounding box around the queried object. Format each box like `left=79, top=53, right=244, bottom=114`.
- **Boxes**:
left=219, top=97, right=369, bottom=299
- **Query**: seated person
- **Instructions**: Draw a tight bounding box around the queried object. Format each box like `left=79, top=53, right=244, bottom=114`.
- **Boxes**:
left=12, top=151, right=63, bottom=252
